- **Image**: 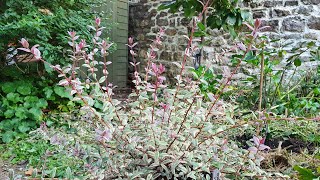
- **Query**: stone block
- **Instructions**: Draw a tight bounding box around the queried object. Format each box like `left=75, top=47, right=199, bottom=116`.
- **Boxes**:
left=294, top=5, right=314, bottom=15
left=207, top=29, right=223, bottom=36
left=253, top=10, right=267, bottom=19
left=301, top=0, right=320, bottom=4
left=137, top=34, right=145, bottom=41
left=151, top=27, right=161, bottom=33
left=249, top=2, right=263, bottom=8
left=284, top=0, right=299, bottom=6
left=138, top=49, right=147, bottom=59
left=282, top=33, right=303, bottom=40
left=169, top=19, right=176, bottom=27
left=307, top=16, right=320, bottom=30
left=264, top=0, right=283, bottom=7
left=180, top=18, right=191, bottom=26
left=149, top=9, right=158, bottom=17
left=159, top=12, right=168, bottom=18
left=157, top=19, right=168, bottom=26
left=177, top=37, right=189, bottom=44
left=140, top=20, right=150, bottom=27
left=143, top=28, right=151, bottom=33
left=270, top=9, right=291, bottom=17
left=167, top=37, right=174, bottom=43
left=168, top=14, right=179, bottom=18
left=173, top=52, right=183, bottom=61
left=266, top=32, right=281, bottom=40
left=171, top=45, right=177, bottom=51
left=210, top=37, right=226, bottom=46
left=178, top=45, right=187, bottom=51
left=178, top=30, right=187, bottom=35
left=282, top=17, right=305, bottom=32
left=165, top=28, right=177, bottom=36
left=150, top=20, right=156, bottom=27
left=261, top=20, right=279, bottom=32
left=160, top=51, right=172, bottom=61
left=146, top=35, right=156, bottom=41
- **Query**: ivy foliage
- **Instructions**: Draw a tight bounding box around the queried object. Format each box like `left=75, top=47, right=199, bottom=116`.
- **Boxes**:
left=0, top=0, right=109, bottom=66
left=159, top=0, right=251, bottom=36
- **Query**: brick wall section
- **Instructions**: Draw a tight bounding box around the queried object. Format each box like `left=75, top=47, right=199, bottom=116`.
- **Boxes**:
left=129, top=0, right=320, bottom=80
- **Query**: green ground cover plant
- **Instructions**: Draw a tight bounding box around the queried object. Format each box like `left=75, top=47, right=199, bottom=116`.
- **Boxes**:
left=0, top=78, right=75, bottom=143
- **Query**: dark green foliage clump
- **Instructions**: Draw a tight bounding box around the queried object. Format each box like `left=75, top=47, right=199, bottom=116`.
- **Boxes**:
left=0, top=0, right=108, bottom=142
left=0, top=0, right=108, bottom=66
left=159, top=0, right=251, bottom=36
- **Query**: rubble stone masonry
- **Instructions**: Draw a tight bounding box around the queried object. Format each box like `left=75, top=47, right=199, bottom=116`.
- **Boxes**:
left=129, top=0, right=320, bottom=80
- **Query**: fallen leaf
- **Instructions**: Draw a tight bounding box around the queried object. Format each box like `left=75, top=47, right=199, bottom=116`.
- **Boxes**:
left=25, top=167, right=33, bottom=176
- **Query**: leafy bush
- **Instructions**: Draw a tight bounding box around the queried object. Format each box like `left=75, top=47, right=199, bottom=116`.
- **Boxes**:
left=0, top=0, right=111, bottom=143
left=14, top=15, right=296, bottom=178
left=158, top=0, right=251, bottom=36
left=189, top=17, right=320, bottom=117
left=0, top=0, right=110, bottom=67
left=233, top=40, right=320, bottom=117
left=192, top=66, right=222, bottom=96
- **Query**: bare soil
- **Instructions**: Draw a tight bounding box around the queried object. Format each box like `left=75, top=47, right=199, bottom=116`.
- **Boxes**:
left=236, top=134, right=317, bottom=153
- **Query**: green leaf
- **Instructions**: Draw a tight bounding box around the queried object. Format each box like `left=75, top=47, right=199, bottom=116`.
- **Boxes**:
left=187, top=171, right=197, bottom=179
left=6, top=93, right=21, bottom=103
left=314, top=88, right=320, bottom=95
left=44, top=62, right=54, bottom=73
left=54, top=86, right=72, bottom=99
left=226, top=15, right=236, bottom=26
left=147, top=174, right=153, bottom=180
left=24, top=96, right=39, bottom=102
left=307, top=41, right=316, bottom=48
left=228, top=26, right=237, bottom=38
left=193, top=31, right=205, bottom=37
left=17, top=85, right=32, bottom=95
left=4, top=109, right=15, bottom=118
left=15, top=107, right=27, bottom=119
left=18, top=122, right=30, bottom=133
left=29, top=107, right=43, bottom=121
left=197, top=22, right=205, bottom=31
left=66, top=167, right=72, bottom=179
left=46, top=120, right=54, bottom=127
left=294, top=58, right=302, bottom=67
left=43, top=87, right=54, bottom=99
left=36, top=99, right=48, bottom=108
left=294, top=165, right=317, bottom=180
left=23, top=101, right=32, bottom=108
left=51, top=167, right=57, bottom=178
left=0, top=119, right=15, bottom=130
left=2, top=131, right=15, bottom=143
left=99, top=76, right=106, bottom=83
left=1, top=82, right=16, bottom=93
left=240, top=10, right=251, bottom=20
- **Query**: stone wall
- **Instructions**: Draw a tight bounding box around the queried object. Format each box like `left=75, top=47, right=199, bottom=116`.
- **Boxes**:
left=128, top=0, right=320, bottom=80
